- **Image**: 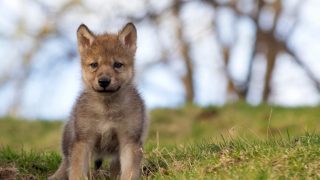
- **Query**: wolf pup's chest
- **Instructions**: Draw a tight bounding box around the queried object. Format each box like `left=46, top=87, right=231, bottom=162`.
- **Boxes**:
left=94, top=127, right=119, bottom=155
left=89, top=100, right=125, bottom=121
left=92, top=103, right=124, bottom=154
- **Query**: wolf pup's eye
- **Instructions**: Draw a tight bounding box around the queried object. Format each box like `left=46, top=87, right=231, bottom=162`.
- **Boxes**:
left=90, top=62, right=98, bottom=69
left=113, top=62, right=123, bottom=69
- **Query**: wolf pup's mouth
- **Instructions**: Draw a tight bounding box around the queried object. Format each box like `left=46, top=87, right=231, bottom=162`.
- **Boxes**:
left=95, top=86, right=121, bottom=93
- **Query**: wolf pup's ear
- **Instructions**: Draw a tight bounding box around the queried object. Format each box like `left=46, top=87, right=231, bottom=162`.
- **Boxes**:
left=119, top=23, right=137, bottom=53
left=77, top=24, right=95, bottom=54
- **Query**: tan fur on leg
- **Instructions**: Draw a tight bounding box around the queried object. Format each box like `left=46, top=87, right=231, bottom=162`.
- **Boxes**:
left=69, top=142, right=89, bottom=180
left=120, top=143, right=143, bottom=180
left=48, top=158, right=68, bottom=180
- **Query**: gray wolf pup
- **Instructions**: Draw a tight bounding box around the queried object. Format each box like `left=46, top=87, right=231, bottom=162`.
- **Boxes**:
left=49, top=22, right=148, bottom=180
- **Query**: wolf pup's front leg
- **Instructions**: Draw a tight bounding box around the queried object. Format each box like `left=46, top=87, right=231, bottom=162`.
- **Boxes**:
left=68, top=141, right=90, bottom=180
left=119, top=143, right=143, bottom=180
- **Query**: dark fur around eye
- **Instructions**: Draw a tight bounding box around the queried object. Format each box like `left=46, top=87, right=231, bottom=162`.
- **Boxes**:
left=90, top=62, right=98, bottom=69
left=113, top=62, right=124, bottom=69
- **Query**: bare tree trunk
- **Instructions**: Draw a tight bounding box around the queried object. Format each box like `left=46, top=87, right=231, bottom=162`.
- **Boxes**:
left=181, top=43, right=195, bottom=103
left=263, top=43, right=277, bottom=101
left=261, top=0, right=282, bottom=102
left=173, top=1, right=194, bottom=103
left=222, top=48, right=242, bottom=100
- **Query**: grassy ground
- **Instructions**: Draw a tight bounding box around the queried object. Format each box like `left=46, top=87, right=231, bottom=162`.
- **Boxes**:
left=0, top=103, right=320, bottom=179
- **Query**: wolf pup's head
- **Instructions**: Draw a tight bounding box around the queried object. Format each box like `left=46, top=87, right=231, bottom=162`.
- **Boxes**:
left=77, top=23, right=137, bottom=94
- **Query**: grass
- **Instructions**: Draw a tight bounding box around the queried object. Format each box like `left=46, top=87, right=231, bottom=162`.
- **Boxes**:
left=144, top=133, right=320, bottom=179
left=1, top=102, right=320, bottom=179
left=0, top=117, right=62, bottom=151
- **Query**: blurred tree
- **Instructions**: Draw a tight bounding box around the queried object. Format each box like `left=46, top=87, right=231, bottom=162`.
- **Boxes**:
left=203, top=0, right=320, bottom=102
left=5, top=0, right=81, bottom=116
left=144, top=0, right=320, bottom=103
left=173, top=0, right=195, bottom=103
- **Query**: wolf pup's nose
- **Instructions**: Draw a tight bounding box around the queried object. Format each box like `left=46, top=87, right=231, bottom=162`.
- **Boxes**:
left=98, top=78, right=111, bottom=88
